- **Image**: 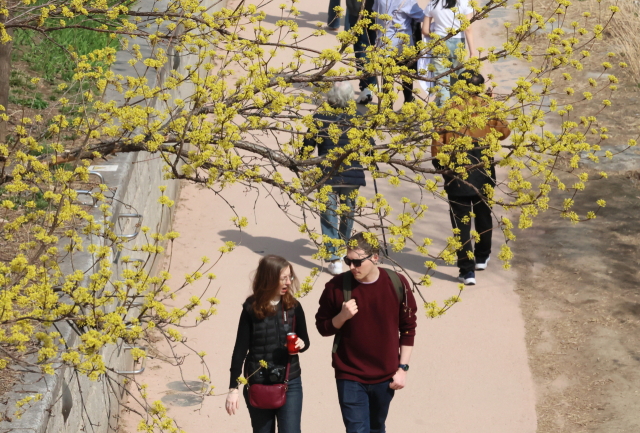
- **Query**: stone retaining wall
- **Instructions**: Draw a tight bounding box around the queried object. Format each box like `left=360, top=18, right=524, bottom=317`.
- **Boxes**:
left=0, top=0, right=227, bottom=430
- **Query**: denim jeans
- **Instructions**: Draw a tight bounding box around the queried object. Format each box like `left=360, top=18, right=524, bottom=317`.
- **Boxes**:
left=336, top=379, right=395, bottom=433
left=320, top=186, right=359, bottom=261
left=328, top=0, right=341, bottom=29
left=348, top=13, right=377, bottom=91
left=449, top=195, right=493, bottom=274
left=243, top=376, right=303, bottom=433
left=432, top=38, right=466, bottom=107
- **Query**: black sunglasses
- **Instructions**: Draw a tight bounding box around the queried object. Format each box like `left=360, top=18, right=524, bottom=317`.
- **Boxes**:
left=344, top=254, right=373, bottom=268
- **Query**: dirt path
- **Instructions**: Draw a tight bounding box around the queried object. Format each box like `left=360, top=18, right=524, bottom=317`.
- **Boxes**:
left=119, top=1, right=538, bottom=432
left=513, top=172, right=640, bottom=433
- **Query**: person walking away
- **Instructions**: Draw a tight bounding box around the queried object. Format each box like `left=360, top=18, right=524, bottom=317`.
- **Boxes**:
left=315, top=232, right=418, bottom=433
left=431, top=70, right=511, bottom=285
left=373, top=0, right=425, bottom=105
left=422, top=0, right=476, bottom=107
left=346, top=0, right=377, bottom=103
left=304, top=83, right=373, bottom=275
left=328, top=0, right=352, bottom=31
left=226, top=255, right=311, bottom=433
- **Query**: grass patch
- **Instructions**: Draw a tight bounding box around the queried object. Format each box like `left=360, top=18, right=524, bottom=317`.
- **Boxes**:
left=11, top=18, right=116, bottom=83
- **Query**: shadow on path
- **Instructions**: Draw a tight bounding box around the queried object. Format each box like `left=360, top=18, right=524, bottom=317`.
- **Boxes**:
left=218, top=230, right=320, bottom=270
left=219, top=229, right=460, bottom=284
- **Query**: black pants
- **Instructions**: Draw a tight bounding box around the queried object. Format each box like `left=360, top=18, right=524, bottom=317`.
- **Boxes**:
left=381, top=22, right=421, bottom=104
left=383, top=73, right=414, bottom=104
left=348, top=14, right=377, bottom=91
left=448, top=195, right=493, bottom=274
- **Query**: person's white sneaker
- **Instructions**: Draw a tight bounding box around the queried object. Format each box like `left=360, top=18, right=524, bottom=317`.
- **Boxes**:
left=328, top=260, right=343, bottom=275
left=356, top=88, right=372, bottom=104
left=475, top=256, right=490, bottom=270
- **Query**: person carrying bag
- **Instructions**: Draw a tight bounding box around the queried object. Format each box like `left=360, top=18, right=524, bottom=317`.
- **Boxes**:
left=226, top=255, right=311, bottom=433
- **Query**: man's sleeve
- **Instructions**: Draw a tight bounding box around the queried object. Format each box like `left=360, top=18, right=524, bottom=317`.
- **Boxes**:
left=409, top=2, right=425, bottom=22
left=399, top=275, right=418, bottom=346
left=315, top=281, right=341, bottom=337
left=488, top=118, right=511, bottom=140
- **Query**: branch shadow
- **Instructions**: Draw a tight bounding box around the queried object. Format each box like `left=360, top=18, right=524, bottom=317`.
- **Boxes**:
left=219, top=230, right=461, bottom=284
left=218, top=230, right=320, bottom=271
left=384, top=250, right=461, bottom=284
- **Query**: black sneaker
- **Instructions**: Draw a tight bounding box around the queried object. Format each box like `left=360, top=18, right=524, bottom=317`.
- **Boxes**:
left=475, top=256, right=490, bottom=271
left=458, top=271, right=476, bottom=285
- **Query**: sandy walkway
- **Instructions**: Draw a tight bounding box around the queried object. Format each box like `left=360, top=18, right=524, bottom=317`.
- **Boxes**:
left=120, top=1, right=537, bottom=432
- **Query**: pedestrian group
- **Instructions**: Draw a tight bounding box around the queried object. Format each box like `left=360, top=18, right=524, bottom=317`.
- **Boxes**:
left=224, top=0, right=512, bottom=431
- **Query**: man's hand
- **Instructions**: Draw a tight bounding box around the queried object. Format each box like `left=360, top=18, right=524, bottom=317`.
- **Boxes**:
left=340, top=299, right=358, bottom=320
left=389, top=369, right=407, bottom=390
left=332, top=299, right=358, bottom=329
left=295, top=337, right=305, bottom=350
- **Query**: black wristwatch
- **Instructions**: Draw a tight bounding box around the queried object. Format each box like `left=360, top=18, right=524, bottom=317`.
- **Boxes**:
left=398, top=364, right=409, bottom=372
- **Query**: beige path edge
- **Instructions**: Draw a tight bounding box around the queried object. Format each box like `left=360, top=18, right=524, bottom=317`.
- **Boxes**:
left=120, top=1, right=537, bottom=432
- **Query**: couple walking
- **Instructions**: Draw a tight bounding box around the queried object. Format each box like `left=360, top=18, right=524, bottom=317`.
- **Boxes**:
left=226, top=232, right=418, bottom=433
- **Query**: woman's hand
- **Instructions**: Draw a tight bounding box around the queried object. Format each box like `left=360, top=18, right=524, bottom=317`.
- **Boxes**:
left=295, top=337, right=305, bottom=351
left=225, top=389, right=240, bottom=415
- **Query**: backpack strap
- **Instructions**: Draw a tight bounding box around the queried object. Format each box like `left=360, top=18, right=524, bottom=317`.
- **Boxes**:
left=381, top=268, right=405, bottom=304
left=331, top=271, right=352, bottom=354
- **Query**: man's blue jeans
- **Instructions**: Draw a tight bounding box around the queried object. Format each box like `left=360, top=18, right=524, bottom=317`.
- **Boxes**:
left=336, top=379, right=396, bottom=433
left=327, top=0, right=342, bottom=29
left=328, top=1, right=351, bottom=31
left=320, top=186, right=358, bottom=261
left=243, top=376, right=303, bottom=433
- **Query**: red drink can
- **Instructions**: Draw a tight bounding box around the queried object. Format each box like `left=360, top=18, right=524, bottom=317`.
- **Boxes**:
left=287, top=333, right=299, bottom=355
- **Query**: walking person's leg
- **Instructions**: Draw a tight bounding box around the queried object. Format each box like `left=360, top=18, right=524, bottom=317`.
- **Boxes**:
left=243, top=386, right=277, bottom=433
left=472, top=195, right=493, bottom=269
left=338, top=187, right=359, bottom=252
left=432, top=38, right=462, bottom=107
left=367, top=380, right=396, bottom=433
left=336, top=379, right=370, bottom=433
left=350, top=13, right=377, bottom=102
left=276, top=377, right=303, bottom=433
left=320, top=190, right=341, bottom=262
left=327, top=0, right=341, bottom=30
left=449, top=196, right=476, bottom=283
left=401, top=75, right=414, bottom=104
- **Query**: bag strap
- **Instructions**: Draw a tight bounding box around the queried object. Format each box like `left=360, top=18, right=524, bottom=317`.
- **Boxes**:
left=381, top=268, right=405, bottom=304
left=284, top=354, right=291, bottom=383
left=331, top=271, right=353, bottom=354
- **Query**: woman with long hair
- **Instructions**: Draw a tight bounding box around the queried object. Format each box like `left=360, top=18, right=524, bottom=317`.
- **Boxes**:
left=422, top=0, right=476, bottom=106
left=225, top=255, right=310, bottom=433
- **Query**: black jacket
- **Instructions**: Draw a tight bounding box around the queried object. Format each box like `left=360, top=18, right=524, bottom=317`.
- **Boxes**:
left=303, top=113, right=371, bottom=187
left=229, top=299, right=310, bottom=388
left=434, top=144, right=496, bottom=197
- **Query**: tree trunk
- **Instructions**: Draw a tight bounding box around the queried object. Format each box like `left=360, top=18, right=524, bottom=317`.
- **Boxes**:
left=0, top=15, right=13, bottom=143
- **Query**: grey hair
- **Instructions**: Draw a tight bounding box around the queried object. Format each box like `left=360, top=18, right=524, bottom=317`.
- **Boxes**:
left=326, top=82, right=355, bottom=108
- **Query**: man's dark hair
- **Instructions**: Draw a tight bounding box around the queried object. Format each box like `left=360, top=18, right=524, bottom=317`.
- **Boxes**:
left=347, top=232, right=380, bottom=256
left=458, top=69, right=485, bottom=93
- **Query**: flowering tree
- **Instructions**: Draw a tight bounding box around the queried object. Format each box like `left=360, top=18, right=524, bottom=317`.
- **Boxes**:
left=0, top=0, right=633, bottom=429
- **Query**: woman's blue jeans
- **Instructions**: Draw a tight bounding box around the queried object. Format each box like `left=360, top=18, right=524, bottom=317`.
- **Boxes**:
left=432, top=38, right=466, bottom=107
left=320, top=186, right=359, bottom=261
left=243, top=376, right=303, bottom=433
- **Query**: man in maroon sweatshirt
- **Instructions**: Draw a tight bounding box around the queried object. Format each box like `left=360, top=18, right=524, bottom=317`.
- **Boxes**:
left=316, top=232, right=418, bottom=433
